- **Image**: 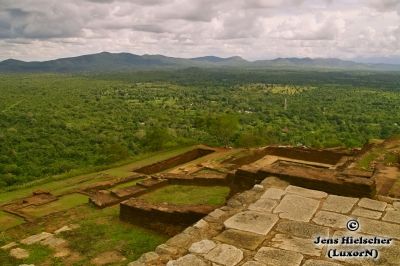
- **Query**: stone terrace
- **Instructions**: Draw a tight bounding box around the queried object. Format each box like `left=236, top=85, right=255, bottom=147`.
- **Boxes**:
left=128, top=177, right=400, bottom=266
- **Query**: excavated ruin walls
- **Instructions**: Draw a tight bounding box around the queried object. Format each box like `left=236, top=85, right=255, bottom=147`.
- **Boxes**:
left=263, top=146, right=347, bottom=165
left=229, top=166, right=375, bottom=198
left=120, top=199, right=215, bottom=236
left=134, top=148, right=215, bottom=175
left=158, top=173, right=228, bottom=186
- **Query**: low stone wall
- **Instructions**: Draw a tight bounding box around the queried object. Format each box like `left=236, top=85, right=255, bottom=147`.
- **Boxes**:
left=229, top=161, right=375, bottom=198
left=263, top=146, right=348, bottom=165
left=120, top=199, right=215, bottom=236
left=158, top=173, right=228, bottom=186
left=134, top=148, right=215, bottom=175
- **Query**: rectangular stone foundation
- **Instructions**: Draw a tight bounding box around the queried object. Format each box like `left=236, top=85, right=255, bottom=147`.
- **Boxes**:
left=230, top=162, right=375, bottom=198
left=120, top=199, right=215, bottom=235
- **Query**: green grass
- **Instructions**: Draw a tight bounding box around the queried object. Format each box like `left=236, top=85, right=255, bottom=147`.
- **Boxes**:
left=384, top=152, right=399, bottom=165
left=60, top=206, right=167, bottom=265
left=0, top=211, right=24, bottom=231
left=111, top=178, right=146, bottom=190
left=140, top=185, right=230, bottom=206
left=20, top=194, right=88, bottom=218
left=356, top=148, right=384, bottom=170
left=0, top=205, right=168, bottom=265
left=0, top=244, right=53, bottom=266
left=356, top=148, right=399, bottom=170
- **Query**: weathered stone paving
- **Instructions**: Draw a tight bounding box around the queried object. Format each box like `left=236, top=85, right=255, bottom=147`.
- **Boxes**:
left=128, top=177, right=400, bottom=266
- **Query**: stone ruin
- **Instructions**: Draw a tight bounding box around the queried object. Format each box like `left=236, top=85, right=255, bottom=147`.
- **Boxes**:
left=117, top=143, right=399, bottom=265
left=127, top=177, right=400, bottom=266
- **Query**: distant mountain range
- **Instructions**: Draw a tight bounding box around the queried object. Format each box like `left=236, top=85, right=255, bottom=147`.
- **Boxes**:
left=1, top=52, right=400, bottom=72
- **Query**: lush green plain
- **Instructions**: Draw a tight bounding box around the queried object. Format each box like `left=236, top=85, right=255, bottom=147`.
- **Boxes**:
left=1, top=69, right=400, bottom=187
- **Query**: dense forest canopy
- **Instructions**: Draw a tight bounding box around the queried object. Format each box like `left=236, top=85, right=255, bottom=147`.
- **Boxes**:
left=1, top=68, right=400, bottom=188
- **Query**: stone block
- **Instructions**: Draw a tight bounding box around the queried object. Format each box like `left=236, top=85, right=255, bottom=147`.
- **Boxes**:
left=20, top=232, right=53, bottom=245
left=204, top=244, right=243, bottom=266
left=275, top=220, right=329, bottom=239
left=302, top=259, right=343, bottom=266
left=248, top=198, right=277, bottom=212
left=214, top=229, right=265, bottom=250
left=261, top=188, right=285, bottom=200
left=224, top=211, right=278, bottom=235
left=312, top=211, right=350, bottom=228
left=189, top=240, right=216, bottom=254
left=382, top=210, right=400, bottom=224
left=254, top=247, right=303, bottom=266
left=273, top=194, right=320, bottom=222
left=167, top=254, right=209, bottom=266
left=358, top=217, right=400, bottom=239
left=358, top=198, right=387, bottom=211
left=286, top=185, right=328, bottom=199
left=322, top=195, right=358, bottom=214
left=10, top=248, right=29, bottom=259
left=270, top=234, right=322, bottom=256
left=352, top=207, right=382, bottom=219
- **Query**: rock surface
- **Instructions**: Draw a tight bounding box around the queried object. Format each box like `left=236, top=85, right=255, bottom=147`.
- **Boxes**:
left=10, top=247, right=29, bottom=259
left=20, top=232, right=53, bottom=245
left=274, top=194, right=319, bottom=222
left=224, top=211, right=278, bottom=235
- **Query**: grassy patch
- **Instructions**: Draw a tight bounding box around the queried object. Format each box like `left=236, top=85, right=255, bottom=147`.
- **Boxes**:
left=23, top=244, right=53, bottom=265
left=0, top=211, right=24, bottom=231
left=0, top=244, right=53, bottom=266
left=356, top=147, right=384, bottom=170
left=140, top=185, right=230, bottom=206
left=111, top=178, right=146, bottom=190
left=384, top=152, right=399, bottom=165
left=61, top=206, right=167, bottom=264
left=20, top=194, right=88, bottom=218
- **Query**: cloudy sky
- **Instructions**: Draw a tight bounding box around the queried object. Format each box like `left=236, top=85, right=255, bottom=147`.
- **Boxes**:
left=0, top=0, right=400, bottom=62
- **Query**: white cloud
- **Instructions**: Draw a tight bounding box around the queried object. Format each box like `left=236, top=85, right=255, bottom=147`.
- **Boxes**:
left=0, top=0, right=399, bottom=61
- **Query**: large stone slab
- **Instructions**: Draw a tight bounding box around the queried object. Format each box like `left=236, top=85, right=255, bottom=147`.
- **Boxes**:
left=382, top=210, right=400, bottom=224
left=261, top=188, right=285, bottom=200
left=271, top=234, right=322, bottom=256
left=189, top=240, right=216, bottom=254
left=1, top=242, right=17, bottom=250
left=254, top=247, right=303, bottom=266
left=273, top=194, right=320, bottom=222
left=224, top=211, right=278, bottom=235
left=20, top=232, right=53, bottom=245
left=41, top=236, right=67, bottom=248
left=322, top=195, right=358, bottom=214
left=312, top=211, right=350, bottom=228
left=167, top=254, right=208, bottom=266
left=214, top=229, right=265, bottom=250
left=302, top=259, right=343, bottom=266
left=358, top=198, right=387, bottom=211
left=358, top=217, right=400, bottom=239
left=204, top=244, right=243, bottom=266
left=242, top=262, right=265, bottom=266
left=286, top=185, right=328, bottom=199
left=275, top=220, right=329, bottom=238
left=248, top=198, right=277, bottom=212
left=10, top=247, right=29, bottom=259
left=352, top=207, right=382, bottom=219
